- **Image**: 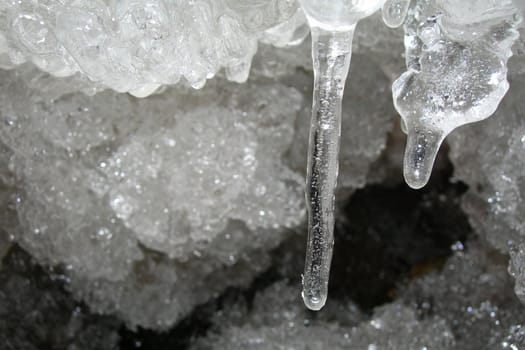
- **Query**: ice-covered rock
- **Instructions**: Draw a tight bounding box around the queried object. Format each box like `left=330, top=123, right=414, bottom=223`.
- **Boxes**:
left=399, top=240, right=525, bottom=350
left=0, top=16, right=397, bottom=327
left=192, top=281, right=454, bottom=350
left=193, top=239, right=525, bottom=350
left=0, top=64, right=306, bottom=328
left=448, top=70, right=525, bottom=307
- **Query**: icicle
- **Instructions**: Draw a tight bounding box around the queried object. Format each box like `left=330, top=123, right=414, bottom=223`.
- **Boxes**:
left=381, top=0, right=410, bottom=28
left=403, top=125, right=444, bottom=189
left=302, top=27, right=354, bottom=311
left=299, top=0, right=386, bottom=311
left=392, top=0, right=521, bottom=190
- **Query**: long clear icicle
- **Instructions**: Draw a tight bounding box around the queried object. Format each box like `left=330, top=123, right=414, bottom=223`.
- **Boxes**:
left=302, top=27, right=354, bottom=311
left=299, top=0, right=386, bottom=311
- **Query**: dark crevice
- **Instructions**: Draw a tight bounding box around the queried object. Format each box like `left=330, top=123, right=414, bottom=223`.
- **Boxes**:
left=329, top=158, right=471, bottom=310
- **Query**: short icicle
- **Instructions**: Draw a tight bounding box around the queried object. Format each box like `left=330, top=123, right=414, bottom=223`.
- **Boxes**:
left=403, top=125, right=445, bottom=189
left=302, top=27, right=354, bottom=311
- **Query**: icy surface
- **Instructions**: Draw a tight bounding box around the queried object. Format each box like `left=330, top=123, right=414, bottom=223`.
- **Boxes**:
left=192, top=240, right=525, bottom=350
left=393, top=0, right=521, bottom=189
left=1, top=66, right=305, bottom=275
left=0, top=36, right=394, bottom=328
left=381, top=0, right=410, bottom=28
left=192, top=281, right=455, bottom=350
left=0, top=64, right=307, bottom=328
left=448, top=69, right=525, bottom=307
left=399, top=241, right=525, bottom=350
left=0, top=0, right=306, bottom=95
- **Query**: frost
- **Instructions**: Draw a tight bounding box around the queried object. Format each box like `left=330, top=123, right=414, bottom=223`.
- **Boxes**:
left=0, top=35, right=396, bottom=328
left=0, top=64, right=306, bottom=328
left=192, top=282, right=455, bottom=350
left=448, top=67, right=525, bottom=310
left=192, top=240, right=524, bottom=350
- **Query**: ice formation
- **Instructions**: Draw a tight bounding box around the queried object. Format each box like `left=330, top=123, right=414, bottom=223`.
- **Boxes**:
left=0, top=0, right=307, bottom=95
left=447, top=63, right=525, bottom=307
left=192, top=281, right=455, bottom=350
left=192, top=239, right=525, bottom=350
left=299, top=0, right=387, bottom=311
left=0, top=36, right=395, bottom=328
left=393, top=0, right=521, bottom=189
left=1, top=0, right=525, bottom=348
left=299, top=0, right=522, bottom=311
left=0, top=64, right=307, bottom=328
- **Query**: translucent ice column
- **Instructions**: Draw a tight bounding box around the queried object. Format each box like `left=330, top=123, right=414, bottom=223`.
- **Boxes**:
left=299, top=0, right=385, bottom=311
left=392, top=0, right=521, bottom=189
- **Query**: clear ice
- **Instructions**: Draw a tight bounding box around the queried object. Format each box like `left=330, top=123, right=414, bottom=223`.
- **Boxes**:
left=299, top=0, right=386, bottom=310
left=381, top=0, right=411, bottom=28
left=392, top=0, right=521, bottom=189
left=0, top=0, right=305, bottom=94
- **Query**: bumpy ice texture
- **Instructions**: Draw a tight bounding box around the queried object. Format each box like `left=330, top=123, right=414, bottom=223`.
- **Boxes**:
left=448, top=65, right=525, bottom=307
left=2, top=0, right=525, bottom=346
left=393, top=0, right=521, bottom=189
left=0, top=64, right=306, bottom=328
left=0, top=32, right=396, bottom=328
left=381, top=0, right=411, bottom=29
left=192, top=281, right=455, bottom=350
left=0, top=0, right=307, bottom=95
left=192, top=240, right=525, bottom=350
